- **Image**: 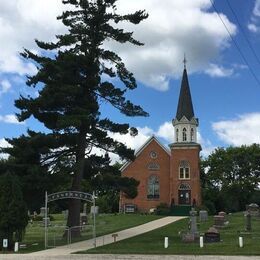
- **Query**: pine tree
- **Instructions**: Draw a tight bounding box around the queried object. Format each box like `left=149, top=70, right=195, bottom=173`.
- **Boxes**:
left=15, top=0, right=148, bottom=236
left=0, top=172, right=28, bottom=250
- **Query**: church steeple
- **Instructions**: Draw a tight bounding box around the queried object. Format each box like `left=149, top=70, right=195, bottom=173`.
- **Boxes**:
left=172, top=61, right=199, bottom=144
left=176, top=67, right=195, bottom=121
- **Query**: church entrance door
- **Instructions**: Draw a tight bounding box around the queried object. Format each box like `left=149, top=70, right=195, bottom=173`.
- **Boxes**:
left=178, top=190, right=191, bottom=205
left=178, top=183, right=191, bottom=205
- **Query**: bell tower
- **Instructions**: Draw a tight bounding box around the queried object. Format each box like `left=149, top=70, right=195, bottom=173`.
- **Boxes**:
left=169, top=59, right=201, bottom=207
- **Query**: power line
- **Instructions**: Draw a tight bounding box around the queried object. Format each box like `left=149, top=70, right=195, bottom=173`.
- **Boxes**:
left=226, top=0, right=260, bottom=67
left=209, top=0, right=260, bottom=87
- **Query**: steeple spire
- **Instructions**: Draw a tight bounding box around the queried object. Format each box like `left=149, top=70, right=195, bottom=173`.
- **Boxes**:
left=183, top=53, right=187, bottom=69
left=175, top=65, right=194, bottom=121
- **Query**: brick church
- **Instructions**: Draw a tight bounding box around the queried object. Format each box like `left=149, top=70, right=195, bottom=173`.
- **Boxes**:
left=120, top=63, right=202, bottom=213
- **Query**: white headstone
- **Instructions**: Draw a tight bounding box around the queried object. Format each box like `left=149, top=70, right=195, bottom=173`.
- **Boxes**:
left=3, top=239, right=8, bottom=248
left=14, top=242, right=19, bottom=252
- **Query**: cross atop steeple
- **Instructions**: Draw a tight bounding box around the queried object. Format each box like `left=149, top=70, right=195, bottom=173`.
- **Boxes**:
left=183, top=53, right=187, bottom=69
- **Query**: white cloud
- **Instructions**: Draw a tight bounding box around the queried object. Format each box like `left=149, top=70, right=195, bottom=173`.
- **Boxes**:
left=0, top=80, right=11, bottom=96
left=110, top=0, right=236, bottom=90
left=212, top=113, right=260, bottom=146
left=253, top=0, right=260, bottom=17
left=205, top=63, right=234, bottom=77
left=248, top=0, right=260, bottom=33
left=0, top=0, right=236, bottom=91
left=156, top=121, right=175, bottom=142
left=248, top=23, right=259, bottom=33
left=197, top=131, right=216, bottom=157
left=0, top=138, right=11, bottom=159
left=0, top=114, right=25, bottom=124
left=0, top=0, right=65, bottom=75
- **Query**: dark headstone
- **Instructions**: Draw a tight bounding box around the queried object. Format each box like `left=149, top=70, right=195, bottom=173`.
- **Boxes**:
left=80, top=214, right=88, bottom=225
left=204, top=227, right=220, bottom=243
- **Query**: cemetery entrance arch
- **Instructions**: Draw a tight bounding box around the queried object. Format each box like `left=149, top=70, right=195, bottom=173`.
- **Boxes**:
left=178, top=183, right=191, bottom=205
left=44, top=191, right=97, bottom=248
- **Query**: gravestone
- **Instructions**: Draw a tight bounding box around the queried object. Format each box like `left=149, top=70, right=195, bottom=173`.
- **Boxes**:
left=182, top=209, right=199, bottom=242
left=214, top=215, right=225, bottom=229
left=83, top=203, right=87, bottom=215
left=199, top=210, right=208, bottom=222
left=42, top=217, right=51, bottom=226
left=90, top=206, right=99, bottom=215
left=62, top=210, right=68, bottom=220
left=244, top=211, right=252, bottom=232
left=80, top=214, right=88, bottom=225
left=181, top=233, right=195, bottom=243
left=40, top=207, right=48, bottom=217
left=189, top=209, right=198, bottom=235
left=247, top=203, right=260, bottom=217
left=218, top=211, right=227, bottom=221
left=204, top=227, right=220, bottom=243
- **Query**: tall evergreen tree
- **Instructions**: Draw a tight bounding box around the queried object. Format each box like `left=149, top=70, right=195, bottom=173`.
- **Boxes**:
left=0, top=172, right=28, bottom=250
left=1, top=131, right=71, bottom=212
left=15, top=0, right=148, bottom=236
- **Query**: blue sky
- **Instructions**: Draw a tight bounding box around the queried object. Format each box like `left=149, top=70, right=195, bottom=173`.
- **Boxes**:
left=1, top=0, right=260, bottom=158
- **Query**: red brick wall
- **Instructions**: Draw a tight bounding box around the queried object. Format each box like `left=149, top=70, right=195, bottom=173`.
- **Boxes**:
left=120, top=139, right=170, bottom=212
left=170, top=146, right=201, bottom=206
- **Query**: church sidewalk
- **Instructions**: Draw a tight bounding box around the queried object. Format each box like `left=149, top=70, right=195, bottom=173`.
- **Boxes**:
left=27, top=216, right=185, bottom=256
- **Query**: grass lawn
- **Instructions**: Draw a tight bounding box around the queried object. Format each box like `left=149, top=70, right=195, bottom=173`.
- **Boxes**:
left=18, top=213, right=162, bottom=253
left=86, top=212, right=260, bottom=255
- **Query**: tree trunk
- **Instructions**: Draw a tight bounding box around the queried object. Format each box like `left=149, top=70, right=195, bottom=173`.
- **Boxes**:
left=65, top=130, right=87, bottom=238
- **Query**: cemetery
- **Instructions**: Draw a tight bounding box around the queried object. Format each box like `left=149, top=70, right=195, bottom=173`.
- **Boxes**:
left=86, top=210, right=260, bottom=256
left=17, top=213, right=161, bottom=253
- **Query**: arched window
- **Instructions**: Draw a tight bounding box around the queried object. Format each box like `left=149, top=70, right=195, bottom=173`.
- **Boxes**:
left=191, top=128, right=194, bottom=142
left=182, top=128, right=187, bottom=142
left=179, top=160, right=190, bottom=179
left=176, top=129, right=179, bottom=142
left=147, top=175, right=160, bottom=199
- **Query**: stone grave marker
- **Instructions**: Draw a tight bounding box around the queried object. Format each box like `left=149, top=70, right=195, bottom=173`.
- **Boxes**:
left=218, top=211, right=227, bottom=221
left=40, top=207, right=48, bottom=217
left=213, top=215, right=225, bottom=229
left=247, top=203, right=260, bottom=217
left=62, top=210, right=68, bottom=220
left=83, top=203, right=87, bottom=215
left=199, top=210, right=208, bottom=222
left=80, top=214, right=88, bottom=225
left=42, top=217, right=51, bottom=227
left=90, top=206, right=99, bottom=215
left=204, top=227, right=220, bottom=243
left=244, top=211, right=252, bottom=232
left=189, top=209, right=198, bottom=236
left=181, top=209, right=199, bottom=242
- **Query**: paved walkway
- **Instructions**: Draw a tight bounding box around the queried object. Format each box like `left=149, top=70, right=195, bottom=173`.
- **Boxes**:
left=29, top=216, right=185, bottom=256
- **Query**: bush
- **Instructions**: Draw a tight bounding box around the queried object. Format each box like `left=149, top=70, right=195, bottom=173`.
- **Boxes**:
left=156, top=203, right=171, bottom=215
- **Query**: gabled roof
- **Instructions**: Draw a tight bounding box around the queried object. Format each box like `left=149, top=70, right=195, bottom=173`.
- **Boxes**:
left=176, top=68, right=195, bottom=121
left=120, top=135, right=170, bottom=172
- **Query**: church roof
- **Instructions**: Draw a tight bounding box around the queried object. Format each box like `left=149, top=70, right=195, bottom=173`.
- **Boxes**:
left=120, top=135, right=170, bottom=172
left=176, top=68, right=195, bottom=121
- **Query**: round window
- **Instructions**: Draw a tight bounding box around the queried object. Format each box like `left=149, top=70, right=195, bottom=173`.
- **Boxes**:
left=150, top=151, right=157, bottom=159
